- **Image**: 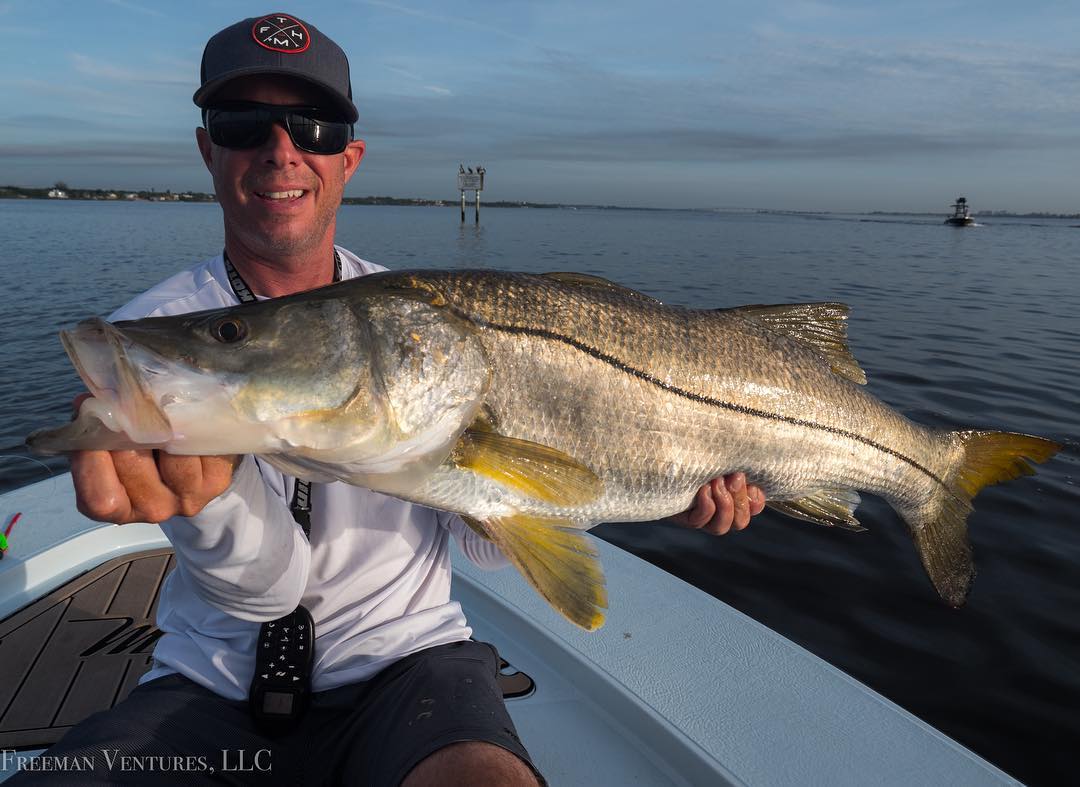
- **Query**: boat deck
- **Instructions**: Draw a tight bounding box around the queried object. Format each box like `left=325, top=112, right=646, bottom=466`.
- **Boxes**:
left=0, top=549, right=173, bottom=749
left=0, top=547, right=531, bottom=751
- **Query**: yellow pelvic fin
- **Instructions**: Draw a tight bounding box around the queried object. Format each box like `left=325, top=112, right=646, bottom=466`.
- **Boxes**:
left=727, top=302, right=868, bottom=385
left=452, top=429, right=603, bottom=507
left=768, top=487, right=865, bottom=532
left=906, top=430, right=1060, bottom=608
left=483, top=513, right=608, bottom=630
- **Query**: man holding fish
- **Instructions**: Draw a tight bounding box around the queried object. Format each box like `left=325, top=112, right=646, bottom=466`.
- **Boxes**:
left=19, top=13, right=765, bottom=786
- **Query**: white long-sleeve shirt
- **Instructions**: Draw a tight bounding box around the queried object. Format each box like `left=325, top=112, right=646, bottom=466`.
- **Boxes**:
left=114, top=248, right=508, bottom=699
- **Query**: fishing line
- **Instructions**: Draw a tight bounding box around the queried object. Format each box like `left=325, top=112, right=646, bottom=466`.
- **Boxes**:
left=0, top=454, right=58, bottom=478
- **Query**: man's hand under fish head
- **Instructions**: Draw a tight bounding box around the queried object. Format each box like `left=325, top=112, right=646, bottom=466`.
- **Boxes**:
left=70, top=394, right=240, bottom=525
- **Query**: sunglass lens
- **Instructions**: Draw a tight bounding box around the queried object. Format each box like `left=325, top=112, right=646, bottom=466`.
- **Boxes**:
left=208, top=110, right=271, bottom=149
left=289, top=114, right=350, bottom=154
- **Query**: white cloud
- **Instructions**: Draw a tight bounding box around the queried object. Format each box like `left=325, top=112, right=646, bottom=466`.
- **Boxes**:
left=379, top=61, right=452, bottom=96
left=384, top=64, right=423, bottom=81
left=69, top=53, right=189, bottom=86
left=359, top=0, right=528, bottom=43
left=103, top=0, right=167, bottom=19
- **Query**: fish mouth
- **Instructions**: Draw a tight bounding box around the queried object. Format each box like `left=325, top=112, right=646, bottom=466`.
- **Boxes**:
left=60, top=317, right=209, bottom=444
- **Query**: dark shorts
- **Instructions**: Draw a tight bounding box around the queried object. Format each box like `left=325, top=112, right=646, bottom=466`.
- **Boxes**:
left=7, top=640, right=540, bottom=786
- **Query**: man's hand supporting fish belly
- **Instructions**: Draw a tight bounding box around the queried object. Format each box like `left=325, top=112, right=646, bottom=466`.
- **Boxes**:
left=670, top=473, right=765, bottom=535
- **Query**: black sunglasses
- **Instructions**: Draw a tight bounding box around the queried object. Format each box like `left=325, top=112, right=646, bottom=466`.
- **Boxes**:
left=203, top=102, right=353, bottom=155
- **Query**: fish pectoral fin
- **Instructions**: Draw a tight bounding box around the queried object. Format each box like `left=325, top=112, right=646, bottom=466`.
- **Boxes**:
left=540, top=272, right=663, bottom=304
left=769, top=488, right=865, bottom=531
left=483, top=514, right=607, bottom=630
left=726, top=303, right=868, bottom=385
left=452, top=429, right=603, bottom=506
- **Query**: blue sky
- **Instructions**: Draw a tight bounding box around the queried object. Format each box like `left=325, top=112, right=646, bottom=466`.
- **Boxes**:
left=2, top=1, right=1079, bottom=211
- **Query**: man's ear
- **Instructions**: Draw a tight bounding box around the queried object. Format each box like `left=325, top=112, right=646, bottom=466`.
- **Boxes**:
left=343, top=139, right=366, bottom=182
left=196, top=126, right=214, bottom=171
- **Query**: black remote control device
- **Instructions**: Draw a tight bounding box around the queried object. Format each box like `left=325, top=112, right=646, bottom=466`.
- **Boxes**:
left=249, top=604, right=315, bottom=736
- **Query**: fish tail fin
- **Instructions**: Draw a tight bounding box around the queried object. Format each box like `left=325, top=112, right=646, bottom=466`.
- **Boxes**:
left=902, top=430, right=1060, bottom=606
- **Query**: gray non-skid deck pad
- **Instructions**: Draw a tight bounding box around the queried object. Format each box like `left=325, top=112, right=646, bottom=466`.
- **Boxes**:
left=0, top=548, right=533, bottom=750
left=0, top=548, right=174, bottom=749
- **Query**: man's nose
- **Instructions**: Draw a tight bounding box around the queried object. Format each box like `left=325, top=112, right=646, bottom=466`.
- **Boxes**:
left=259, top=121, right=301, bottom=165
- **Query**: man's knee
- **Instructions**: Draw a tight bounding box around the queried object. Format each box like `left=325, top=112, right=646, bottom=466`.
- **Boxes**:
left=402, top=741, right=540, bottom=787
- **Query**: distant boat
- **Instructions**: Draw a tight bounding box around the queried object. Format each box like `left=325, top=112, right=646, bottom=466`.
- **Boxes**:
left=945, top=196, right=976, bottom=226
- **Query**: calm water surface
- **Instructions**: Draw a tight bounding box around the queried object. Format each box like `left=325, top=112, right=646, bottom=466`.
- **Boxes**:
left=1, top=201, right=1077, bottom=785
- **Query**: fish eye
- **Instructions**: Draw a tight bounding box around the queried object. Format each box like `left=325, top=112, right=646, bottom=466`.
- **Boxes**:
left=211, top=318, right=247, bottom=344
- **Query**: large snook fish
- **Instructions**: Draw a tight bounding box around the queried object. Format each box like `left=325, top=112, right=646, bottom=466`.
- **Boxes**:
left=27, top=270, right=1060, bottom=629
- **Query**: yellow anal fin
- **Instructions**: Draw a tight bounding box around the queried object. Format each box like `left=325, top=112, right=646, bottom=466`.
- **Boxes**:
left=484, top=514, right=607, bottom=630
left=452, top=429, right=603, bottom=507
left=768, top=487, right=865, bottom=531
left=727, top=303, right=867, bottom=385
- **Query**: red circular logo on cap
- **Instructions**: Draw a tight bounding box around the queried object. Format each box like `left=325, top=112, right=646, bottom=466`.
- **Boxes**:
left=251, top=14, right=310, bottom=54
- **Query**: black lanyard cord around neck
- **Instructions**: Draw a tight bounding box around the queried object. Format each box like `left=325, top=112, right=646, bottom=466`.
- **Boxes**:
left=224, top=249, right=341, bottom=736
left=222, top=249, right=341, bottom=536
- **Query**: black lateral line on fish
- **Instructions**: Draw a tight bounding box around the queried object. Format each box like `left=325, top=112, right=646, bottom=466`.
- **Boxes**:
left=460, top=312, right=952, bottom=492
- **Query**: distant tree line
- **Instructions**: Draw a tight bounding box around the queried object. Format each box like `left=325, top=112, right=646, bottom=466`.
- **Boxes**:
left=0, top=184, right=217, bottom=202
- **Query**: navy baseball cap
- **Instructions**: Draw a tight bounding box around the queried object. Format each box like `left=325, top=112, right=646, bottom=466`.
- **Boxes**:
left=194, top=12, right=358, bottom=122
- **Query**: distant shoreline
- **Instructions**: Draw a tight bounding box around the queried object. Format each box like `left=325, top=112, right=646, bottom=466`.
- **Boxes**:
left=0, top=185, right=571, bottom=210
left=2, top=185, right=1078, bottom=219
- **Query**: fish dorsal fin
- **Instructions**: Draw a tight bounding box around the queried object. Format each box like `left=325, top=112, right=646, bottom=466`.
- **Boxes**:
left=727, top=303, right=868, bottom=385
left=768, top=488, right=865, bottom=531
left=452, top=428, right=603, bottom=506
left=541, top=272, right=662, bottom=304
left=481, top=513, right=608, bottom=630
